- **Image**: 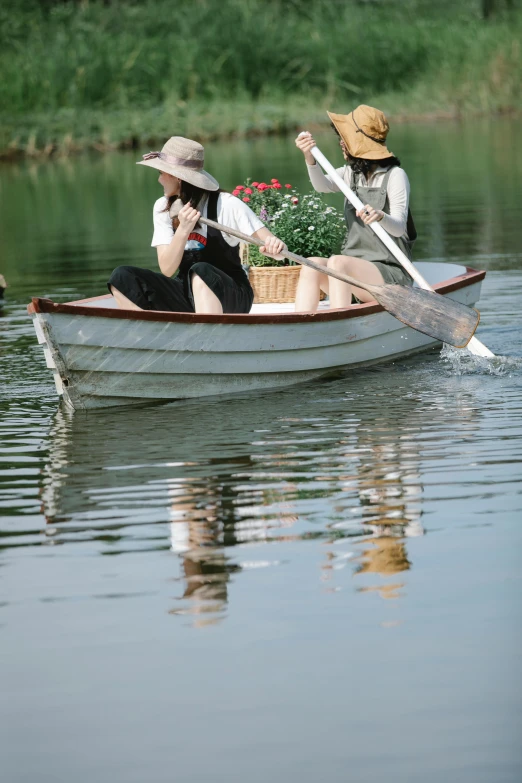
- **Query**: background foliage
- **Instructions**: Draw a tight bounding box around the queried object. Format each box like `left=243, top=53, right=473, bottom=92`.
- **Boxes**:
left=0, top=0, right=520, bottom=156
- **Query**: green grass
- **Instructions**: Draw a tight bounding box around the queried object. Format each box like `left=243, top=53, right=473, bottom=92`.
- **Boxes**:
left=0, top=97, right=330, bottom=158
left=1, top=0, right=521, bottom=158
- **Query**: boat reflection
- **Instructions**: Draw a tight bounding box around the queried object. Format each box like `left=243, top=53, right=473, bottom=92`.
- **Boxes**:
left=319, top=421, right=424, bottom=599
left=166, top=476, right=241, bottom=626
left=39, top=372, right=479, bottom=623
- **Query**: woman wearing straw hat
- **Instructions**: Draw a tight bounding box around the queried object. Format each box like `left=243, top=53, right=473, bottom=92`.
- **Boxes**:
left=108, top=137, right=286, bottom=314
left=294, top=105, right=416, bottom=312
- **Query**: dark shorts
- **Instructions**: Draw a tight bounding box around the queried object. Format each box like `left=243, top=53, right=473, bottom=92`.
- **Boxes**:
left=347, top=261, right=412, bottom=303
left=372, top=260, right=413, bottom=287
left=108, top=263, right=254, bottom=314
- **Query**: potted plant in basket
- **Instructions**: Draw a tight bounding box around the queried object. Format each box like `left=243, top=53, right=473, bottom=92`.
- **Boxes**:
left=232, top=179, right=345, bottom=303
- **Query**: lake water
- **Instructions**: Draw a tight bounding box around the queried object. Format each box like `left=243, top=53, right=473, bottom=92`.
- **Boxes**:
left=1, top=118, right=521, bottom=782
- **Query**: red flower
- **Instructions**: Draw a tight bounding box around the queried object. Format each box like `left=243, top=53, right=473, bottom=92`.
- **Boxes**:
left=232, top=189, right=241, bottom=196
left=244, top=187, right=253, bottom=194
left=242, top=196, right=250, bottom=202
left=257, top=183, right=268, bottom=191
left=291, top=197, right=299, bottom=204
left=236, top=185, right=244, bottom=191
left=273, top=183, right=282, bottom=189
left=271, top=178, right=279, bottom=184
left=251, top=181, right=259, bottom=187
left=285, top=184, right=292, bottom=189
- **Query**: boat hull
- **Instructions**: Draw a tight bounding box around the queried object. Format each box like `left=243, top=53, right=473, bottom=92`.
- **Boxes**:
left=28, top=263, right=485, bottom=411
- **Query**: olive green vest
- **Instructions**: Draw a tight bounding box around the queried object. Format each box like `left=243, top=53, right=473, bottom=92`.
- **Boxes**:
left=342, top=167, right=417, bottom=264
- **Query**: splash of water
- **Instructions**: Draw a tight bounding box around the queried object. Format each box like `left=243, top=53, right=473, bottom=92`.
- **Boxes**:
left=440, top=344, right=522, bottom=377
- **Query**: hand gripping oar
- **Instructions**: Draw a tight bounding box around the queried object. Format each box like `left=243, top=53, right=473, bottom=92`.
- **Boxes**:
left=301, top=139, right=494, bottom=358
left=196, top=214, right=479, bottom=349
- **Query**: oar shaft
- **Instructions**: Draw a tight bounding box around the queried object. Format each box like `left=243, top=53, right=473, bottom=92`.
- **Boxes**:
left=198, top=215, right=374, bottom=293
left=308, top=143, right=495, bottom=359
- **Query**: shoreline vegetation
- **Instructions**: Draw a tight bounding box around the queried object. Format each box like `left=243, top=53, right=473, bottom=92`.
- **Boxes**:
left=1, top=0, right=521, bottom=161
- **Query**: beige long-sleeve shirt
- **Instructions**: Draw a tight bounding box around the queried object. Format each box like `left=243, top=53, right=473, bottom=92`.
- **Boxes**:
left=306, top=162, right=411, bottom=239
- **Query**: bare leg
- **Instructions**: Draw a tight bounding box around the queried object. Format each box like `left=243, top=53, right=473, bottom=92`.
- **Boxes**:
left=110, top=285, right=143, bottom=310
left=294, top=258, right=330, bottom=312
left=327, top=255, right=385, bottom=309
left=192, top=274, right=223, bottom=314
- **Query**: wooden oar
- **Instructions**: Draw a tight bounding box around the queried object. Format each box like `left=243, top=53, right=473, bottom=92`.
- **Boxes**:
left=198, top=214, right=479, bottom=349
left=303, top=139, right=494, bottom=358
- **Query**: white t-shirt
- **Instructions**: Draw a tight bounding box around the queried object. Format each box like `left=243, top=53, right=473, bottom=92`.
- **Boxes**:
left=307, top=162, right=411, bottom=238
left=151, top=192, right=265, bottom=251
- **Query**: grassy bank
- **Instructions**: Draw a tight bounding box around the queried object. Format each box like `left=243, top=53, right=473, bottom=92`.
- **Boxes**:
left=1, top=0, right=521, bottom=158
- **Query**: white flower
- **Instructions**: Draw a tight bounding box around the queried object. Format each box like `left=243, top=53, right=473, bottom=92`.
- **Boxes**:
left=294, top=228, right=300, bottom=233
left=308, top=226, right=315, bottom=231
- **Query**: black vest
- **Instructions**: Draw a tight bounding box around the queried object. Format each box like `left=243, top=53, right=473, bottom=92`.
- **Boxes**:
left=178, top=191, right=250, bottom=286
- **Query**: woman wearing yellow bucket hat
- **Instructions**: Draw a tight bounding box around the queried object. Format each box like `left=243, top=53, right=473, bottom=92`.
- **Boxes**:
left=294, top=105, right=416, bottom=311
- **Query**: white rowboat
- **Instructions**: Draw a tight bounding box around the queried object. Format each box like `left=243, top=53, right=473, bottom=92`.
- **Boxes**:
left=28, top=262, right=486, bottom=411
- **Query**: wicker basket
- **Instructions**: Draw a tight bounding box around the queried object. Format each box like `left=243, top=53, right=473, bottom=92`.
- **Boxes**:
left=249, top=265, right=301, bottom=304
left=241, top=242, right=326, bottom=304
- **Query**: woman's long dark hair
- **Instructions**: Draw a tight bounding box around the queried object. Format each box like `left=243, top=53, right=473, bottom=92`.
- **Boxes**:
left=163, top=180, right=220, bottom=230
left=330, top=122, right=401, bottom=177
left=348, top=153, right=401, bottom=178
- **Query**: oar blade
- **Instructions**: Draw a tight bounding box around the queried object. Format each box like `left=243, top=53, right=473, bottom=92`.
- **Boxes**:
left=373, top=285, right=480, bottom=348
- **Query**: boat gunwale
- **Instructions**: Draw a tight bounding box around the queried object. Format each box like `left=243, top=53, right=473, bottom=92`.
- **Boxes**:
left=27, top=267, right=486, bottom=325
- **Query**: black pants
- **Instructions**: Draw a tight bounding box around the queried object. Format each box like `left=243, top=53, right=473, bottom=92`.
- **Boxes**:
left=108, top=263, right=254, bottom=313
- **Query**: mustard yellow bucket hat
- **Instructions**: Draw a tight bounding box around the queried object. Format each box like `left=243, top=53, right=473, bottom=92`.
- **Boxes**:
left=327, top=105, right=394, bottom=160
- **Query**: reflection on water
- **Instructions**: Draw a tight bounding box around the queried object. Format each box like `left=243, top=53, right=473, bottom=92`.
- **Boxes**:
left=36, top=369, right=483, bottom=624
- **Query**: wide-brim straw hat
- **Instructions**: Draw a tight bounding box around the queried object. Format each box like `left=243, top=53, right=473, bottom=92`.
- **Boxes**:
left=137, top=136, right=219, bottom=191
left=327, top=105, right=394, bottom=160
